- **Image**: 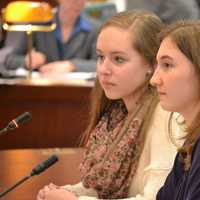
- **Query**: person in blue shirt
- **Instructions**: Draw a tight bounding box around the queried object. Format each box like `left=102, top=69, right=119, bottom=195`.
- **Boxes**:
left=4, top=0, right=101, bottom=75
left=151, top=20, right=200, bottom=200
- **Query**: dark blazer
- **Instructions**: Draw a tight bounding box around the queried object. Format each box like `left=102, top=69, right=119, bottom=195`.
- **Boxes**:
left=4, top=14, right=101, bottom=72
left=157, top=136, right=200, bottom=200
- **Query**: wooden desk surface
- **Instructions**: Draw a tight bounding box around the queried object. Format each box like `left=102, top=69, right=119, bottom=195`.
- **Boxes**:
left=0, top=79, right=93, bottom=149
left=0, top=148, right=85, bottom=200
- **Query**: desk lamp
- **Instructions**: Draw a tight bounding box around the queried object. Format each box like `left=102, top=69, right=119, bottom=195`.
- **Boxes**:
left=2, top=1, right=56, bottom=78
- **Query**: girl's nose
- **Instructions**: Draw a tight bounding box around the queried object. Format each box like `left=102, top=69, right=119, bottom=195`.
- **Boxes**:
left=98, top=59, right=112, bottom=76
left=150, top=68, right=162, bottom=87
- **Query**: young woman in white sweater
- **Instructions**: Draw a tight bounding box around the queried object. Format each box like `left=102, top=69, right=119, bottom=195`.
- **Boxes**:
left=37, top=10, right=185, bottom=200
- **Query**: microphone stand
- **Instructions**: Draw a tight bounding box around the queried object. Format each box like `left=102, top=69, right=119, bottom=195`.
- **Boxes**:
left=0, top=174, right=32, bottom=198
left=0, top=154, right=58, bottom=198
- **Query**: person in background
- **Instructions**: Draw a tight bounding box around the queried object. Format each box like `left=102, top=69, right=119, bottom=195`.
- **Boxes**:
left=36, top=10, right=184, bottom=200
left=126, top=0, right=199, bottom=24
left=196, top=0, right=200, bottom=9
left=151, top=20, right=200, bottom=200
left=4, top=0, right=101, bottom=76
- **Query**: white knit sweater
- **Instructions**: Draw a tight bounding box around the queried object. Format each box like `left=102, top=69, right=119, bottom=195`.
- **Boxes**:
left=62, top=104, right=185, bottom=200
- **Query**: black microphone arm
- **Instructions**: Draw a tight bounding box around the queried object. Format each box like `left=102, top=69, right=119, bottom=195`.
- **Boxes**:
left=0, top=112, right=32, bottom=135
left=0, top=154, right=58, bottom=198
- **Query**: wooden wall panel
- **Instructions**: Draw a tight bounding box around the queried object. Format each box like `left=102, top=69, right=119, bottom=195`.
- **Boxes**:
left=0, top=83, right=92, bottom=149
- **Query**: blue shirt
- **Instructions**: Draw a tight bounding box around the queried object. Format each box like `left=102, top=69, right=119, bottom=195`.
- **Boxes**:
left=54, top=10, right=92, bottom=59
left=157, top=136, right=200, bottom=200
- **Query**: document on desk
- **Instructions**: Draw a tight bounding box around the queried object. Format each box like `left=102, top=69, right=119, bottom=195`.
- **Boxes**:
left=0, top=68, right=96, bottom=85
left=0, top=67, right=40, bottom=78
left=13, top=69, right=96, bottom=81
left=63, top=72, right=96, bottom=81
left=5, top=68, right=96, bottom=80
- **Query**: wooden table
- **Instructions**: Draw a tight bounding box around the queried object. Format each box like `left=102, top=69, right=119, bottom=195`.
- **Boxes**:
left=0, top=148, right=85, bottom=200
left=0, top=78, right=93, bottom=149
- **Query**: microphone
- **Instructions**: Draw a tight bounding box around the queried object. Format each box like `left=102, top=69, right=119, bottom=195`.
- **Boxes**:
left=0, top=154, right=58, bottom=198
left=31, top=154, right=58, bottom=176
left=0, top=112, right=32, bottom=135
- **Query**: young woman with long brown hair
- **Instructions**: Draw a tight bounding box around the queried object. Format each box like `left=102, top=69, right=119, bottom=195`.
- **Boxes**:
left=37, top=10, right=184, bottom=200
left=151, top=20, right=200, bottom=200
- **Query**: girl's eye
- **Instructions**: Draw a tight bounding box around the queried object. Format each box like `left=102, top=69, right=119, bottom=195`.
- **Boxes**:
left=161, top=62, right=173, bottom=69
left=114, top=56, right=125, bottom=64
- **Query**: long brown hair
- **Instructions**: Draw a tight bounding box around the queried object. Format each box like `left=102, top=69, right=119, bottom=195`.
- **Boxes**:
left=160, top=21, right=200, bottom=171
left=81, top=10, right=164, bottom=146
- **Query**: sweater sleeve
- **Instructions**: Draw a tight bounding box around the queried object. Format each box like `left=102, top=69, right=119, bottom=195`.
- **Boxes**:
left=61, top=182, right=98, bottom=199
left=71, top=170, right=170, bottom=200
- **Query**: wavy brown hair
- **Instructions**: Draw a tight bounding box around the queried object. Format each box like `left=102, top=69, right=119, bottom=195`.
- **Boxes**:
left=160, top=21, right=200, bottom=171
left=80, top=10, right=164, bottom=146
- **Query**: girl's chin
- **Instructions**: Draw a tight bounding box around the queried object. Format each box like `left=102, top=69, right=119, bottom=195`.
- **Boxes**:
left=104, top=92, right=120, bottom=100
left=159, top=102, right=176, bottom=112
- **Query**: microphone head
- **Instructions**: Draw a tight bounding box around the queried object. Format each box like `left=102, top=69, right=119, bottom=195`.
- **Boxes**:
left=6, top=112, right=32, bottom=131
left=15, top=112, right=32, bottom=125
left=31, top=155, right=58, bottom=176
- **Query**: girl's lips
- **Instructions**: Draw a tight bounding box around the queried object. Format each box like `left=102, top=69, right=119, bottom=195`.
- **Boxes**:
left=102, top=82, right=116, bottom=90
left=158, top=92, right=166, bottom=95
left=102, top=81, right=116, bottom=86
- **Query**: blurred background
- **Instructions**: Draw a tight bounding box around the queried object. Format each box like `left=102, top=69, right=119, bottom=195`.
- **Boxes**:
left=0, top=1, right=199, bottom=199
